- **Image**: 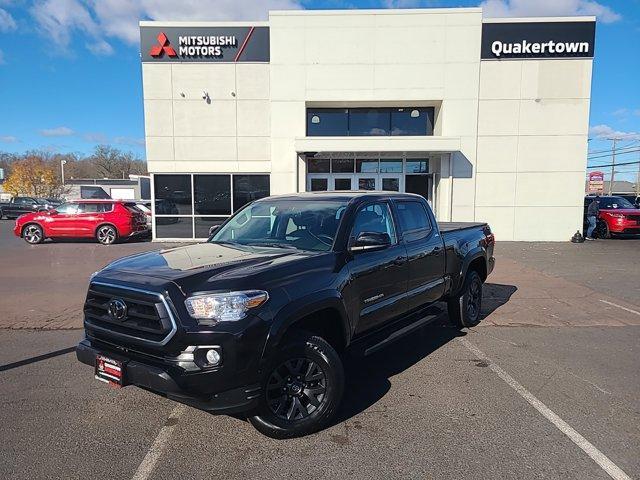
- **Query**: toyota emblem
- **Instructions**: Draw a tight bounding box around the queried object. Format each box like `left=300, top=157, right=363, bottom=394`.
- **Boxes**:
left=108, top=298, right=127, bottom=321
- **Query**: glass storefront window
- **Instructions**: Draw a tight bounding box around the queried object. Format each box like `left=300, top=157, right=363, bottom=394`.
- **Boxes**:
left=194, top=175, right=231, bottom=215
left=306, top=107, right=434, bottom=137
left=334, top=178, right=352, bottom=190
left=195, top=217, right=227, bottom=239
left=306, top=109, right=349, bottom=136
left=405, top=160, right=429, bottom=173
left=391, top=108, right=434, bottom=136
left=349, top=109, right=390, bottom=136
left=308, top=158, right=330, bottom=173
left=155, top=218, right=193, bottom=238
left=310, top=178, right=328, bottom=191
left=379, top=159, right=403, bottom=173
left=233, top=175, right=270, bottom=212
left=332, top=158, right=355, bottom=173
left=356, top=159, right=379, bottom=173
left=382, top=178, right=400, bottom=191
left=358, top=178, right=376, bottom=190
left=154, top=174, right=192, bottom=215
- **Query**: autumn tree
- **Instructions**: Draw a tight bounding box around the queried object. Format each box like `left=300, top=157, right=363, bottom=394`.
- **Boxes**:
left=2, top=156, right=66, bottom=197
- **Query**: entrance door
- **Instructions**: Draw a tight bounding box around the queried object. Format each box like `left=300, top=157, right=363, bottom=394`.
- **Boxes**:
left=333, top=175, right=353, bottom=191
left=355, top=174, right=377, bottom=191
left=380, top=175, right=402, bottom=192
left=405, top=175, right=433, bottom=205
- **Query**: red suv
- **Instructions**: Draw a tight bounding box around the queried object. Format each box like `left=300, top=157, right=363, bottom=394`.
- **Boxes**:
left=585, top=195, right=640, bottom=238
left=14, top=200, right=149, bottom=245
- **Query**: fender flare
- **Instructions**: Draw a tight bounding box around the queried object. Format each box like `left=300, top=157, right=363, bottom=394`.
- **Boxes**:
left=94, top=222, right=119, bottom=238
left=260, top=290, right=351, bottom=364
left=452, top=247, right=486, bottom=295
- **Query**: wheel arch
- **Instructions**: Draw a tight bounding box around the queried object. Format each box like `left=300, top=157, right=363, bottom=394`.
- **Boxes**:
left=21, top=221, right=45, bottom=238
left=260, top=293, right=351, bottom=365
left=95, top=222, right=119, bottom=237
left=451, top=248, right=487, bottom=295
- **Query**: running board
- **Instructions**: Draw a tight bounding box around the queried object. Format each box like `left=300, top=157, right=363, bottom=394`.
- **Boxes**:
left=349, top=304, right=445, bottom=357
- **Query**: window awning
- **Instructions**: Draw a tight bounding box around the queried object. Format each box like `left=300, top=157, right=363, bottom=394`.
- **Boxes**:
left=295, top=136, right=461, bottom=155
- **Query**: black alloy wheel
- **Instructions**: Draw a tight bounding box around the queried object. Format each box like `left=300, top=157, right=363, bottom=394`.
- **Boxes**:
left=266, top=358, right=327, bottom=421
left=447, top=270, right=483, bottom=328
left=249, top=334, right=344, bottom=439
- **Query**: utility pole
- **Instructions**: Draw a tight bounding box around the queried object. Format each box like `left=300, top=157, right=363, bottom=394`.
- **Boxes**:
left=60, top=159, right=67, bottom=186
left=608, top=137, right=617, bottom=195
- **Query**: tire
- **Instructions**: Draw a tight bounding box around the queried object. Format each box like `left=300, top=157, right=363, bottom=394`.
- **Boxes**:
left=596, top=220, right=610, bottom=239
left=0, top=208, right=3, bottom=219
left=96, top=225, right=117, bottom=245
left=447, top=270, right=483, bottom=328
left=249, top=333, right=344, bottom=439
left=22, top=224, right=44, bottom=245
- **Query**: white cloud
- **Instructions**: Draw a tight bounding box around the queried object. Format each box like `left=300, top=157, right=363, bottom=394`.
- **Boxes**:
left=481, top=0, right=621, bottom=23
left=589, top=124, right=640, bottom=141
left=31, top=0, right=303, bottom=56
left=0, top=7, right=16, bottom=32
left=114, top=136, right=145, bottom=147
left=0, top=135, right=18, bottom=143
left=40, top=126, right=75, bottom=136
left=611, top=108, right=628, bottom=117
left=84, top=132, right=108, bottom=143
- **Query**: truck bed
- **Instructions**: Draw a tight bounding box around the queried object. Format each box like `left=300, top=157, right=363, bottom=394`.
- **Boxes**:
left=437, top=221, right=487, bottom=233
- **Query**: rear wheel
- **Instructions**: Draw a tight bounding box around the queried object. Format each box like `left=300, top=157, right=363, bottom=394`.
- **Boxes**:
left=23, top=224, right=44, bottom=244
left=249, top=334, right=344, bottom=439
left=447, top=270, right=483, bottom=328
left=96, top=225, right=117, bottom=245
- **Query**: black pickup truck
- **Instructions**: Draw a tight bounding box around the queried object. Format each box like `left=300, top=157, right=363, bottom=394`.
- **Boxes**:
left=77, top=192, right=494, bottom=438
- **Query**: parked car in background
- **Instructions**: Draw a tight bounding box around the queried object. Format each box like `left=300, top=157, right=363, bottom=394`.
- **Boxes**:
left=38, top=197, right=64, bottom=209
left=584, top=195, right=640, bottom=238
left=615, top=194, right=640, bottom=209
left=134, top=201, right=152, bottom=226
left=13, top=200, right=149, bottom=245
left=0, top=196, right=49, bottom=219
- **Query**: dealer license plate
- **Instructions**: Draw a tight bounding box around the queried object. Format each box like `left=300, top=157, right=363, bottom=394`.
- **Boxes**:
left=95, top=355, right=124, bottom=388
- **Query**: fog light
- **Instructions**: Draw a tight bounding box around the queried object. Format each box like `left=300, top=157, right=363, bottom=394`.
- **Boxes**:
left=205, top=349, right=221, bottom=366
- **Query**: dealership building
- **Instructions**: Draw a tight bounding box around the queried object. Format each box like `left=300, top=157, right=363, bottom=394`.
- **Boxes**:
left=140, top=7, right=595, bottom=241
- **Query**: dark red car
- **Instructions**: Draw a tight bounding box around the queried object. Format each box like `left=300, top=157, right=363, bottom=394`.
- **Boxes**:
left=13, top=200, right=149, bottom=245
left=585, top=195, right=640, bottom=237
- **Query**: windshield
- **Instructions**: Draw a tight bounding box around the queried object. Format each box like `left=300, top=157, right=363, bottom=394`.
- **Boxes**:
left=600, top=197, right=635, bottom=209
left=210, top=199, right=348, bottom=252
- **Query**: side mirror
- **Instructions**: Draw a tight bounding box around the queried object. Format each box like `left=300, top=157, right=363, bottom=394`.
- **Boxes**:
left=349, top=231, right=391, bottom=253
left=208, top=225, right=220, bottom=237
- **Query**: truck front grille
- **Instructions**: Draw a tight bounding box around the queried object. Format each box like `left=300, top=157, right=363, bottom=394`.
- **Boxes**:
left=84, top=282, right=177, bottom=346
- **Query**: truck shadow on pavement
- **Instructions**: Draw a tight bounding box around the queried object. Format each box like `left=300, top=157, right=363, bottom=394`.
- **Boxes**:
left=332, top=282, right=517, bottom=428
left=481, top=283, right=518, bottom=319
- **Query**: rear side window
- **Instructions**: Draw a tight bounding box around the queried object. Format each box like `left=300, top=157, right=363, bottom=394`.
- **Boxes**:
left=396, top=201, right=431, bottom=241
left=79, top=203, right=113, bottom=213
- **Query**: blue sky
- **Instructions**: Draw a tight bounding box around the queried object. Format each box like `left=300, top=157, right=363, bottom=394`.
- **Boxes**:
left=0, top=0, right=639, bottom=178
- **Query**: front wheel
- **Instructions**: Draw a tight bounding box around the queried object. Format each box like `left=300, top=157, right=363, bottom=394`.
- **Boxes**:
left=23, top=224, right=44, bottom=244
left=447, top=270, right=483, bottom=328
left=96, top=225, right=117, bottom=245
left=249, top=334, right=344, bottom=439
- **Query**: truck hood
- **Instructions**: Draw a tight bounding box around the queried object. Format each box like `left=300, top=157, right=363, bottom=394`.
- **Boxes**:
left=101, top=242, right=306, bottom=282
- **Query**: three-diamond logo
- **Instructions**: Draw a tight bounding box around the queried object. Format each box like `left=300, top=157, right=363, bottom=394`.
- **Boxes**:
left=149, top=32, right=177, bottom=58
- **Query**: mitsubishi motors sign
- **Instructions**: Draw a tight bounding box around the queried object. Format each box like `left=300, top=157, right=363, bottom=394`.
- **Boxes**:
left=140, top=26, right=269, bottom=63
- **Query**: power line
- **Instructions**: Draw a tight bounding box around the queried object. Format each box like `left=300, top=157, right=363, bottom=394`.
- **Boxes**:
left=587, top=159, right=640, bottom=169
left=588, top=144, right=640, bottom=156
left=587, top=148, right=640, bottom=161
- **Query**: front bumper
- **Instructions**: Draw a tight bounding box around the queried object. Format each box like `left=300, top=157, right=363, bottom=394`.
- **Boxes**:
left=76, top=339, right=261, bottom=414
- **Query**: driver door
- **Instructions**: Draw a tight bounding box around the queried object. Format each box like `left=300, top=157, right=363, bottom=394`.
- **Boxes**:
left=46, top=203, right=79, bottom=236
left=346, top=201, right=408, bottom=335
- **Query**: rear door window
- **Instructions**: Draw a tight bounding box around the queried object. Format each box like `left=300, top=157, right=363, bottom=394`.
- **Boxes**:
left=395, top=201, right=432, bottom=241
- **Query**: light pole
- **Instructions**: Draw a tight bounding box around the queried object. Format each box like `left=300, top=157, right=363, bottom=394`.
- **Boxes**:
left=60, top=159, right=67, bottom=185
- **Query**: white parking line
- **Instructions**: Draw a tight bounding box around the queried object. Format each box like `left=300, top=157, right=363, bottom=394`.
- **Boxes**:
left=459, top=337, right=631, bottom=480
left=599, top=299, right=640, bottom=316
left=131, top=405, right=187, bottom=480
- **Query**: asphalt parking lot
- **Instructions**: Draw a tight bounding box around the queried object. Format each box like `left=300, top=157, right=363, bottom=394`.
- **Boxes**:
left=1, top=219, right=639, bottom=480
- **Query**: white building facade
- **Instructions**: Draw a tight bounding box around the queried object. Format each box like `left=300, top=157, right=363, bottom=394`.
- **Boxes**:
left=140, top=8, right=595, bottom=241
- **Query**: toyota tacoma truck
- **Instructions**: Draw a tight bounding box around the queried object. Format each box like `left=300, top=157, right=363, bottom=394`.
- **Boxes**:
left=77, top=192, right=494, bottom=438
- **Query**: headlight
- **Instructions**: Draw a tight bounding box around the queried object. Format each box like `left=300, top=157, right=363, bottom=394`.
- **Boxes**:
left=184, top=290, right=268, bottom=323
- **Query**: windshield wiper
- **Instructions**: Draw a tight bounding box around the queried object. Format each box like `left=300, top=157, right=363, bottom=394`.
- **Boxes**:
left=210, top=240, right=238, bottom=246
left=248, top=242, right=299, bottom=250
